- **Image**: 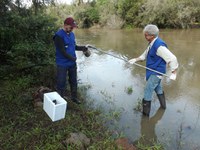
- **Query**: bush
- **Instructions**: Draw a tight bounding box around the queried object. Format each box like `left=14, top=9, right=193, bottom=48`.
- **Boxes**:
left=74, top=6, right=100, bottom=28
left=116, top=0, right=142, bottom=28
left=1, top=11, right=56, bottom=74
left=135, top=0, right=200, bottom=28
left=96, top=0, right=124, bottom=29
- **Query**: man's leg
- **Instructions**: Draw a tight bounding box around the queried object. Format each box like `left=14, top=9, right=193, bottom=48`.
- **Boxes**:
left=143, top=75, right=161, bottom=116
left=68, top=64, right=81, bottom=104
left=56, top=65, right=67, bottom=97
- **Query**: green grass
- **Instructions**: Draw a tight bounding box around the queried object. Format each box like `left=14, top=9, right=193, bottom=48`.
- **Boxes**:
left=0, top=75, right=118, bottom=149
left=0, top=71, right=163, bottom=149
left=125, top=86, right=133, bottom=95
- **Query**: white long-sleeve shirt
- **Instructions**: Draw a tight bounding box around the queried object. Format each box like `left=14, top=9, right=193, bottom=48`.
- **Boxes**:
left=139, top=37, right=179, bottom=72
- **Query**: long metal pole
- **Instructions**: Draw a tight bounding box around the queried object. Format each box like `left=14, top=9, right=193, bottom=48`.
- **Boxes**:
left=88, top=45, right=170, bottom=78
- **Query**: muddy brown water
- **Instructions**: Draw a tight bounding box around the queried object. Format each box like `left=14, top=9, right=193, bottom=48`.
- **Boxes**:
left=74, top=29, right=200, bottom=150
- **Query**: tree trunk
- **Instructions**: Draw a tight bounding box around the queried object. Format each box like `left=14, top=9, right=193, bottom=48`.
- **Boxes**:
left=74, top=0, right=84, bottom=6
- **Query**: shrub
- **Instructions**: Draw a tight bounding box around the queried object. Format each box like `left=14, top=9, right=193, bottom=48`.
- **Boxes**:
left=74, top=6, right=100, bottom=28
left=135, top=0, right=200, bottom=28
left=1, top=11, right=56, bottom=73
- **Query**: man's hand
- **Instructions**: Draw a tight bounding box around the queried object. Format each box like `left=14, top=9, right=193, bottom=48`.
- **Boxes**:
left=83, top=46, right=88, bottom=52
left=128, top=58, right=137, bottom=64
left=170, top=72, right=177, bottom=80
left=83, top=45, right=91, bottom=57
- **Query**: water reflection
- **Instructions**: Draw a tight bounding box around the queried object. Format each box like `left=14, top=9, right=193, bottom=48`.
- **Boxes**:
left=134, top=108, right=165, bottom=147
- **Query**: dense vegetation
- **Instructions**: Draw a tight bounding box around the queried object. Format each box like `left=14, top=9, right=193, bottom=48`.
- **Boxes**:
left=0, top=0, right=56, bottom=77
left=0, top=0, right=199, bottom=149
left=46, top=0, right=200, bottom=29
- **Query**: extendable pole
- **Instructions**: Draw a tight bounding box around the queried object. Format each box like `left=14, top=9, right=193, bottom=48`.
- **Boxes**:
left=88, top=45, right=170, bottom=78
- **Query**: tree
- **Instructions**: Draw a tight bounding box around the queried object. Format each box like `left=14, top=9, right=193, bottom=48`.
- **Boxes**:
left=73, top=0, right=84, bottom=6
left=116, top=0, right=142, bottom=28
left=0, top=0, right=57, bottom=74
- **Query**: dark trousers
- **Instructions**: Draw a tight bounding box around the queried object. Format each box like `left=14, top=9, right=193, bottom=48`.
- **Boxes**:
left=56, top=64, right=77, bottom=97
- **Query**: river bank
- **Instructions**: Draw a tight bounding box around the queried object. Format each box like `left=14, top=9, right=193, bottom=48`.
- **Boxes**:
left=0, top=67, right=161, bottom=149
left=0, top=75, right=116, bottom=149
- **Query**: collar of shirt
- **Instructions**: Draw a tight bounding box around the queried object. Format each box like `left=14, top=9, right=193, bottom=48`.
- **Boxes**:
left=148, top=37, right=158, bottom=49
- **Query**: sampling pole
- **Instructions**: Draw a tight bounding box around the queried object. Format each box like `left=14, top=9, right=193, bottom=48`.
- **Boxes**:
left=87, top=45, right=170, bottom=78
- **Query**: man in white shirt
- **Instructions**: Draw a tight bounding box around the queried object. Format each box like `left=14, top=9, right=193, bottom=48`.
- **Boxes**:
left=129, top=24, right=178, bottom=117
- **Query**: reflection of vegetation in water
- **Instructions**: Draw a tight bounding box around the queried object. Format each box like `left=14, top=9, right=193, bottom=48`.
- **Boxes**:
left=176, top=123, right=185, bottom=150
left=175, top=103, right=200, bottom=150
left=78, top=84, right=92, bottom=94
left=111, top=82, right=115, bottom=87
left=155, top=103, right=200, bottom=150
left=79, top=86, right=122, bottom=122
left=85, top=88, right=126, bottom=139
left=176, top=102, right=188, bottom=150
left=98, top=89, right=122, bottom=121
left=99, top=89, right=115, bottom=105
left=99, top=106, right=124, bottom=139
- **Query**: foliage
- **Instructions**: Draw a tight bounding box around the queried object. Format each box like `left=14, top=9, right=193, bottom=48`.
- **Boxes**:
left=0, top=3, right=57, bottom=76
left=74, top=6, right=100, bottom=28
left=46, top=0, right=200, bottom=29
left=95, top=0, right=124, bottom=28
left=45, top=4, right=76, bottom=27
left=7, top=13, right=56, bottom=67
left=42, top=0, right=200, bottom=29
left=85, top=7, right=99, bottom=23
left=134, top=0, right=200, bottom=28
left=116, top=0, right=143, bottom=28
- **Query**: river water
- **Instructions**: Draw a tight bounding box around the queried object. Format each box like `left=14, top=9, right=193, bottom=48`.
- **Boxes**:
left=74, top=29, right=200, bottom=150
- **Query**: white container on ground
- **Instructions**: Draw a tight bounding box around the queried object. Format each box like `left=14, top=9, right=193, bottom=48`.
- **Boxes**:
left=43, top=91, right=67, bottom=122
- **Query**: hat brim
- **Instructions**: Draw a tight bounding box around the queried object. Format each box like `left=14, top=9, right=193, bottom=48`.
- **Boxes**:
left=71, top=23, right=77, bottom=28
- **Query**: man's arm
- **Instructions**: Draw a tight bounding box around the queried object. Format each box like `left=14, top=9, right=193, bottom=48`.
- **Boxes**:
left=75, top=45, right=88, bottom=51
left=129, top=48, right=148, bottom=64
left=54, top=36, right=76, bottom=61
left=157, top=46, right=179, bottom=72
left=137, top=48, right=148, bottom=61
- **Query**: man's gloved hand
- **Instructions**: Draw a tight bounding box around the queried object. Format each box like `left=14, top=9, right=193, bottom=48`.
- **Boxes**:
left=128, top=58, right=137, bottom=64
left=170, top=72, right=177, bottom=80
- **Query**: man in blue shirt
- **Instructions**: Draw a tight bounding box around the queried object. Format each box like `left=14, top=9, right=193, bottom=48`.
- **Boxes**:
left=129, top=24, right=178, bottom=116
left=53, top=17, right=89, bottom=104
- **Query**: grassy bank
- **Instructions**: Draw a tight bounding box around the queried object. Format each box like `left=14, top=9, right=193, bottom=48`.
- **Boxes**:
left=0, top=65, right=164, bottom=149
left=0, top=68, right=118, bottom=149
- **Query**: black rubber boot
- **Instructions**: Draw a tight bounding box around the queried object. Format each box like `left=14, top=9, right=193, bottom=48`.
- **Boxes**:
left=72, top=97, right=81, bottom=104
left=71, top=86, right=81, bottom=104
left=157, top=92, right=166, bottom=109
left=142, top=99, right=151, bottom=117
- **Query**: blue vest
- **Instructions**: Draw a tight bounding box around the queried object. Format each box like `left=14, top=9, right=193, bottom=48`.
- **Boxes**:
left=146, top=37, right=167, bottom=80
left=54, top=29, right=76, bottom=67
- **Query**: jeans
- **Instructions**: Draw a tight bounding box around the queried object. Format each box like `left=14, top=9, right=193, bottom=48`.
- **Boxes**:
left=144, top=75, right=163, bottom=101
left=56, top=64, right=77, bottom=97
